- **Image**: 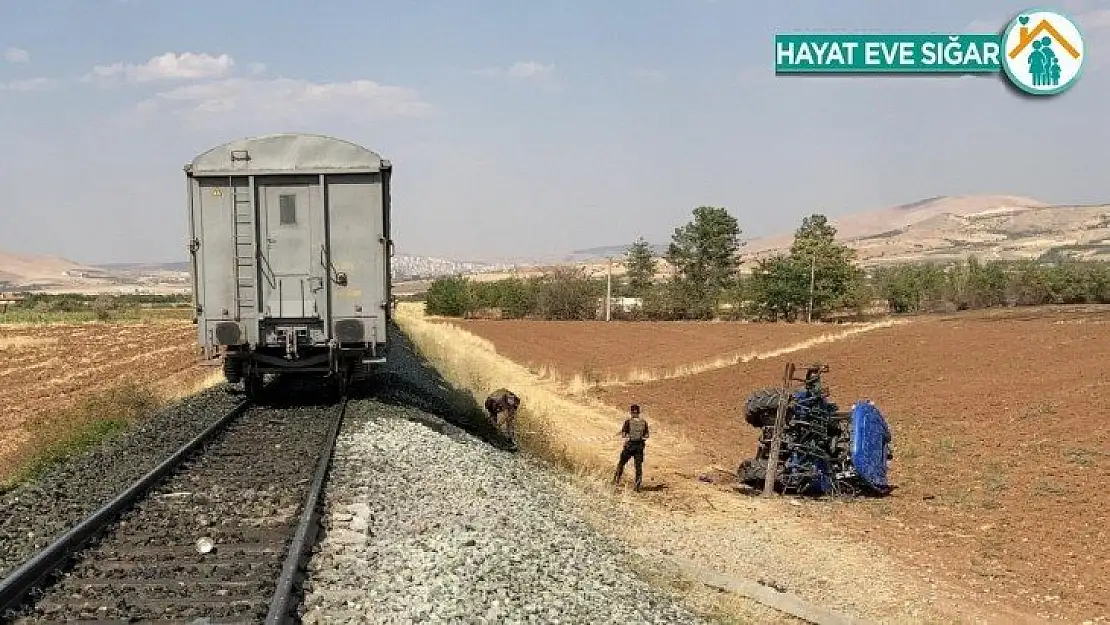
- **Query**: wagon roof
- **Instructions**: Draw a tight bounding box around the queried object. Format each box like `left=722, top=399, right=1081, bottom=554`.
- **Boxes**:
left=186, top=133, right=388, bottom=175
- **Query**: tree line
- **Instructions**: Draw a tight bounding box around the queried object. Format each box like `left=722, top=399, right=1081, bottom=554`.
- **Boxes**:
left=0, top=293, right=193, bottom=319
left=422, top=206, right=1110, bottom=321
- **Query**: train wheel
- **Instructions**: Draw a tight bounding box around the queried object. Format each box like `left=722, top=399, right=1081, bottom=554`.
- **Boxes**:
left=222, top=356, right=242, bottom=385
left=245, top=372, right=264, bottom=400
left=326, top=366, right=349, bottom=400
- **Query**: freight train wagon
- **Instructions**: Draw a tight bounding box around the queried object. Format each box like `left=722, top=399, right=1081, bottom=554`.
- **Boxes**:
left=185, top=133, right=393, bottom=395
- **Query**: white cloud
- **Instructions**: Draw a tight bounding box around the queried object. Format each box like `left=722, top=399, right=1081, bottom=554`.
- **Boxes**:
left=3, top=47, right=30, bottom=63
left=136, top=77, right=431, bottom=124
left=247, top=62, right=267, bottom=76
left=0, top=77, right=58, bottom=92
left=508, top=61, right=553, bottom=79
left=84, top=52, right=234, bottom=84
left=474, top=60, right=555, bottom=80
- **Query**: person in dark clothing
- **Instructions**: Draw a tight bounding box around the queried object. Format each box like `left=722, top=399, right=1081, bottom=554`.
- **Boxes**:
left=484, top=388, right=520, bottom=442
left=612, top=404, right=649, bottom=491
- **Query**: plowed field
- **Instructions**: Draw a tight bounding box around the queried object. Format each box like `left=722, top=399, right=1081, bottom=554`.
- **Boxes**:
left=448, top=318, right=882, bottom=382
left=460, top=307, right=1110, bottom=623
left=0, top=321, right=213, bottom=477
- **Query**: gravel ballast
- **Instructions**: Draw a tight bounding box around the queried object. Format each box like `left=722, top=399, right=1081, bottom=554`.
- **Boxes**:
left=300, top=400, right=705, bottom=624
left=0, top=386, right=242, bottom=579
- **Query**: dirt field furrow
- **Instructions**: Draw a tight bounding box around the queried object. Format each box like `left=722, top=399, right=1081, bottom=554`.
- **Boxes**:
left=446, top=318, right=856, bottom=382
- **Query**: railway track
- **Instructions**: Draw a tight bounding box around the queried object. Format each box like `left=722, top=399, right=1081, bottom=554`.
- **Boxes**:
left=0, top=381, right=347, bottom=624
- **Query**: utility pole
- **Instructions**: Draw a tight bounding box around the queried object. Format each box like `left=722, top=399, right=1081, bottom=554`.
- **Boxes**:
left=806, top=252, right=816, bottom=323
left=605, top=257, right=613, bottom=322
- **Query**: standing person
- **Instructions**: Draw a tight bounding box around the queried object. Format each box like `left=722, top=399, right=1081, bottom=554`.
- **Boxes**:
left=484, top=388, right=520, bottom=443
left=613, top=404, right=649, bottom=492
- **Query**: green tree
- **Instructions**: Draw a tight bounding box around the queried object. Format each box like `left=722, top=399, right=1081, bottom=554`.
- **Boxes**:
left=665, top=206, right=742, bottom=318
left=965, top=256, right=1007, bottom=308
left=92, top=294, right=114, bottom=321
left=534, top=266, right=604, bottom=320
left=640, top=281, right=687, bottom=321
left=747, top=255, right=809, bottom=321
left=624, top=237, right=657, bottom=297
left=424, top=275, right=471, bottom=317
left=873, top=262, right=947, bottom=313
left=1007, top=260, right=1051, bottom=306
left=1044, top=260, right=1098, bottom=304
left=787, top=214, right=861, bottom=320
left=495, top=277, right=537, bottom=319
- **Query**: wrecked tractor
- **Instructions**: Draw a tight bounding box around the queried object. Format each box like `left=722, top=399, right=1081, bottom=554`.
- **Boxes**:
left=737, top=363, right=893, bottom=497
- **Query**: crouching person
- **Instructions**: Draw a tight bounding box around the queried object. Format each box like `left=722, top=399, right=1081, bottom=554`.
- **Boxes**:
left=484, top=388, right=520, bottom=444
left=613, top=404, right=649, bottom=492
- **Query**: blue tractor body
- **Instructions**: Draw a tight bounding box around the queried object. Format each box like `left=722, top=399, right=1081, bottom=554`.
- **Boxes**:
left=848, top=400, right=892, bottom=493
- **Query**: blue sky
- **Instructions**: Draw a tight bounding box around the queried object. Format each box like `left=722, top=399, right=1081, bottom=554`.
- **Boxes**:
left=1, top=0, right=1109, bottom=264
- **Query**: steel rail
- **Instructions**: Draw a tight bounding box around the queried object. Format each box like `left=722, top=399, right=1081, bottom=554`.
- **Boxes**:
left=265, top=393, right=349, bottom=624
left=0, top=398, right=253, bottom=615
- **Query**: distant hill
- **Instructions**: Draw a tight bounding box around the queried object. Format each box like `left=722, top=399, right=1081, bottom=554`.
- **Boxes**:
left=561, top=243, right=670, bottom=263
left=742, top=195, right=1047, bottom=254
left=96, top=261, right=191, bottom=273
left=494, top=195, right=1110, bottom=277
left=738, top=195, right=1110, bottom=266
left=0, top=251, right=104, bottom=290
left=542, top=195, right=1110, bottom=270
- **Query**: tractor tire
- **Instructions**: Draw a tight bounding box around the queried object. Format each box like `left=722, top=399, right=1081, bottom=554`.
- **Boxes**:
left=744, top=387, right=788, bottom=428
left=738, top=457, right=768, bottom=485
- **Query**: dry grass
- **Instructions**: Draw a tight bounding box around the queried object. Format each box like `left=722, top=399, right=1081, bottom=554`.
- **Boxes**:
left=398, top=304, right=741, bottom=506
left=397, top=303, right=620, bottom=478
left=2, top=377, right=160, bottom=489
left=0, top=336, right=56, bottom=350
left=603, top=319, right=905, bottom=384
left=164, top=368, right=224, bottom=401
left=400, top=305, right=703, bottom=484
left=0, top=366, right=223, bottom=489
left=618, top=548, right=805, bottom=625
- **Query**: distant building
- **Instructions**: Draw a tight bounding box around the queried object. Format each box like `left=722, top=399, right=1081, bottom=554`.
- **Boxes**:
left=597, top=296, right=644, bottom=316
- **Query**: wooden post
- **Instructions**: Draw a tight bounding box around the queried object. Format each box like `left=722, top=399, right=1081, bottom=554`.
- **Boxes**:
left=806, top=253, right=816, bottom=323
left=763, top=362, right=795, bottom=496
left=605, top=257, right=612, bottom=322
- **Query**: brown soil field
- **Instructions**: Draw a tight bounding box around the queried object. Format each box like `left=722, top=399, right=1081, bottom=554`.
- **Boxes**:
left=594, top=307, right=1110, bottom=623
left=448, top=318, right=876, bottom=381
left=464, top=307, right=1109, bottom=623
left=0, top=321, right=215, bottom=478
